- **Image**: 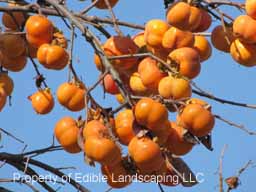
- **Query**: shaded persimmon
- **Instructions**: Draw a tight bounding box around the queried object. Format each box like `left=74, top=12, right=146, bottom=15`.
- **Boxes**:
left=1, top=55, right=27, bottom=72
left=211, top=25, right=235, bottom=52
left=93, top=0, right=119, bottom=9
left=101, top=161, right=131, bottom=188
left=0, top=72, right=14, bottom=96
left=0, top=87, right=7, bottom=112
left=192, top=9, right=212, bottom=32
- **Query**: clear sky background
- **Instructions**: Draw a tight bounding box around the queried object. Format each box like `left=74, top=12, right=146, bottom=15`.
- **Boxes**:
left=0, top=0, right=256, bottom=192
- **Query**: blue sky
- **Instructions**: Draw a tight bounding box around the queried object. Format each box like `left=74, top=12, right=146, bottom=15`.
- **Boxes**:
left=1, top=0, right=256, bottom=191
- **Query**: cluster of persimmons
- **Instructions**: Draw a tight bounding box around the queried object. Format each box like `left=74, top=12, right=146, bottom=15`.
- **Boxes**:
left=0, top=0, right=255, bottom=189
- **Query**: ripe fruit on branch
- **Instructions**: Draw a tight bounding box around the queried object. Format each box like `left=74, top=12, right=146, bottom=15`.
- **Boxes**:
left=166, top=2, right=202, bottom=31
left=177, top=103, right=215, bottom=137
left=129, top=72, right=149, bottom=96
left=25, top=14, right=54, bottom=48
left=0, top=87, right=7, bottom=112
left=101, top=161, right=131, bottom=188
left=54, top=116, right=81, bottom=153
left=84, top=137, right=122, bottom=165
left=0, top=55, right=27, bottom=72
left=186, top=98, right=211, bottom=110
left=166, top=122, right=194, bottom=156
left=193, top=9, right=212, bottom=32
left=115, top=109, right=136, bottom=145
left=158, top=75, right=192, bottom=100
left=83, top=120, right=109, bottom=139
left=128, top=136, right=165, bottom=174
left=37, top=44, right=69, bottom=70
left=57, top=81, right=86, bottom=112
left=162, top=27, right=195, bottom=51
left=0, top=34, right=26, bottom=58
left=0, top=73, right=14, bottom=96
left=29, top=88, right=54, bottom=115
left=167, top=47, right=201, bottom=79
left=233, top=15, right=256, bottom=44
left=93, top=0, right=119, bottom=9
left=138, top=57, right=166, bottom=91
left=211, top=25, right=234, bottom=53
left=115, top=93, right=125, bottom=104
left=2, top=12, right=26, bottom=30
left=134, top=97, right=168, bottom=131
left=132, top=31, right=146, bottom=48
left=144, top=19, right=169, bottom=48
left=103, top=74, right=119, bottom=95
left=193, top=35, right=212, bottom=62
left=230, top=39, right=256, bottom=67
left=101, top=36, right=139, bottom=71
left=246, top=0, right=256, bottom=19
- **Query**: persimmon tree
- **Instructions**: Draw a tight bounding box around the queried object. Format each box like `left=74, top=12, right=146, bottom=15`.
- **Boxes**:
left=0, top=0, right=255, bottom=191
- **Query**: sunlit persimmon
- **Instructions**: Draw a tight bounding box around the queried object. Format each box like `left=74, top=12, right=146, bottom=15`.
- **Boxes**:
left=162, top=27, right=194, bottom=51
left=37, top=44, right=69, bottom=70
left=134, top=97, right=168, bottom=131
left=246, top=0, right=256, bottom=19
left=138, top=57, right=166, bottom=91
left=129, top=72, right=149, bottom=95
left=29, top=89, right=54, bottom=115
left=102, top=36, right=139, bottom=71
left=166, top=2, right=202, bottom=31
left=158, top=75, right=192, bottom=100
left=178, top=103, right=215, bottom=137
left=25, top=14, right=54, bottom=48
left=167, top=47, right=201, bottom=79
left=230, top=39, right=256, bottom=67
left=83, top=120, right=109, bottom=139
left=103, top=74, right=119, bottom=94
left=193, top=35, right=212, bottom=62
left=54, top=116, right=81, bottom=153
left=166, top=122, right=194, bottom=155
left=144, top=19, right=169, bottom=48
left=57, top=82, right=86, bottom=112
left=115, top=93, right=125, bottom=104
left=115, top=109, right=136, bottom=145
left=128, top=136, right=165, bottom=174
left=233, top=15, right=256, bottom=44
left=85, top=137, right=122, bottom=165
left=132, top=31, right=146, bottom=48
